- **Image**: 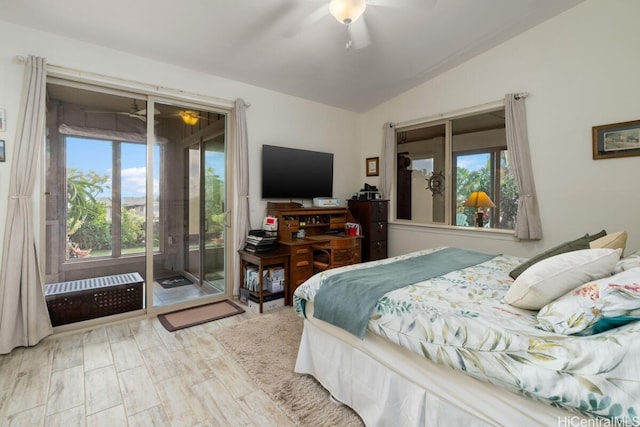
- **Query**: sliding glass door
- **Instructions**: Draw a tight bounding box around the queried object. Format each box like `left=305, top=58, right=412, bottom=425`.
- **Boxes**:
left=44, top=81, right=229, bottom=327
left=151, top=101, right=227, bottom=308
left=182, top=137, right=225, bottom=291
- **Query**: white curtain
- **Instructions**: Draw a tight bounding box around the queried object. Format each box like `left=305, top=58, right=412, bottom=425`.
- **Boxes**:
left=505, top=93, right=543, bottom=240
left=233, top=98, right=251, bottom=296
left=379, top=122, right=395, bottom=199
left=0, top=56, right=53, bottom=354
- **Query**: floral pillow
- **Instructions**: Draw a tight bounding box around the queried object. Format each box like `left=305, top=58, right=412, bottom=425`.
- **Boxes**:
left=536, top=267, right=640, bottom=335
left=613, top=250, right=640, bottom=274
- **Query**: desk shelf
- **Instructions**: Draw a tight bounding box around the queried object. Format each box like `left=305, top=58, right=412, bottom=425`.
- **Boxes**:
left=238, top=248, right=289, bottom=313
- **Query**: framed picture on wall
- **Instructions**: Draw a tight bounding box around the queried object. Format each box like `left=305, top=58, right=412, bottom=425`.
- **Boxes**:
left=593, top=119, right=640, bottom=159
left=366, top=157, right=379, bottom=176
left=0, top=140, right=5, bottom=162
left=0, top=109, right=5, bottom=132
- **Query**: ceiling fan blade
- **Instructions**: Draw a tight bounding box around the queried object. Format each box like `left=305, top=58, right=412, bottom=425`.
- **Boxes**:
left=116, top=111, right=147, bottom=122
left=282, top=3, right=329, bottom=38
left=348, top=16, right=371, bottom=49
left=367, top=0, right=436, bottom=9
left=136, top=107, right=160, bottom=116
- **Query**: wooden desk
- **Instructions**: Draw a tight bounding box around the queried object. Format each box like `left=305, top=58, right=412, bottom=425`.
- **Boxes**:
left=238, top=247, right=289, bottom=313
left=264, top=203, right=362, bottom=305
left=280, top=234, right=361, bottom=305
left=303, top=234, right=350, bottom=241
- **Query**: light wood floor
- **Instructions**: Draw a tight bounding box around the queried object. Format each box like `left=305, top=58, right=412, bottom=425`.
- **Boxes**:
left=0, top=309, right=296, bottom=427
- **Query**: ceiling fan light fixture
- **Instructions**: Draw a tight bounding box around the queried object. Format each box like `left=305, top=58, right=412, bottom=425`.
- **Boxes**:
left=180, top=110, right=199, bottom=126
left=329, top=0, right=366, bottom=25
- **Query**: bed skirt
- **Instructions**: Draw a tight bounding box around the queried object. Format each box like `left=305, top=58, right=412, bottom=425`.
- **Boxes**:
left=295, top=303, right=589, bottom=426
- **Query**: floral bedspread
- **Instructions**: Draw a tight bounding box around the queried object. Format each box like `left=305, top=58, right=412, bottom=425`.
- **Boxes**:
left=293, top=247, right=640, bottom=422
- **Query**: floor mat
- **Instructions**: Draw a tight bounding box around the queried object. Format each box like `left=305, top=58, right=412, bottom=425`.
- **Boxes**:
left=158, top=300, right=245, bottom=332
left=157, top=275, right=193, bottom=289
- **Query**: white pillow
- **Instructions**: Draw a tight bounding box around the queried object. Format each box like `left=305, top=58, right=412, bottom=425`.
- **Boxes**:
left=504, top=248, right=622, bottom=310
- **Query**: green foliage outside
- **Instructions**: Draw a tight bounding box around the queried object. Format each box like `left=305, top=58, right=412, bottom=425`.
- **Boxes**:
left=120, top=207, right=145, bottom=248
left=204, top=164, right=225, bottom=243
left=68, top=163, right=225, bottom=255
left=67, top=168, right=147, bottom=255
left=69, top=201, right=111, bottom=251
left=66, top=168, right=109, bottom=236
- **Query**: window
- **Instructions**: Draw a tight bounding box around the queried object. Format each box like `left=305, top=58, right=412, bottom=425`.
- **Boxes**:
left=395, top=109, right=518, bottom=229
left=65, top=135, right=152, bottom=260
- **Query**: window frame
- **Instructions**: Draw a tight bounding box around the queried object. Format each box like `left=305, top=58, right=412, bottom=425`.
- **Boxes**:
left=63, top=134, right=151, bottom=263
left=393, top=106, right=516, bottom=232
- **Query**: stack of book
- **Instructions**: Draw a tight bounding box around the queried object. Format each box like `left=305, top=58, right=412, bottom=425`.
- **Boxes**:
left=244, top=229, right=278, bottom=252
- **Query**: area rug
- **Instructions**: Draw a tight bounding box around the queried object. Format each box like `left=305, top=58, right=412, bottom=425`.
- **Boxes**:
left=158, top=300, right=245, bottom=332
left=212, top=307, right=364, bottom=426
left=157, top=275, right=193, bottom=289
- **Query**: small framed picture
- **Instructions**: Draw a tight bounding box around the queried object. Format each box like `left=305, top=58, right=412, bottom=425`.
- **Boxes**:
left=366, top=157, right=379, bottom=176
left=593, top=119, right=640, bottom=159
left=0, top=140, right=5, bottom=162
left=0, top=109, right=5, bottom=132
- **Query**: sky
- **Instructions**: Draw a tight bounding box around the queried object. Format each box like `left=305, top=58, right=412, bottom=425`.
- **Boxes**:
left=67, top=136, right=226, bottom=199
left=457, top=153, right=489, bottom=171
left=412, top=153, right=488, bottom=174
left=67, top=137, right=154, bottom=198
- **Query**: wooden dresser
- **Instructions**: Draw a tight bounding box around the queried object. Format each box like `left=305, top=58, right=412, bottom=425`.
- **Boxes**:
left=347, top=199, right=388, bottom=262
left=266, top=202, right=361, bottom=304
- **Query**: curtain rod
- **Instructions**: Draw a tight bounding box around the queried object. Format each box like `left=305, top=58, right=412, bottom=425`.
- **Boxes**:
left=13, top=55, right=248, bottom=109
left=393, top=92, right=529, bottom=129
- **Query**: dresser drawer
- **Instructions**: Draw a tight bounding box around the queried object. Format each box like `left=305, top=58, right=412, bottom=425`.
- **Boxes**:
left=291, top=245, right=312, bottom=270
left=368, top=240, right=387, bottom=261
left=368, top=221, right=387, bottom=242
left=291, top=268, right=313, bottom=286
left=369, top=201, right=388, bottom=222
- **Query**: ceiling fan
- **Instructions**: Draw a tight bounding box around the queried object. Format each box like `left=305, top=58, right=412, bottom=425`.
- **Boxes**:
left=285, top=0, right=437, bottom=50
left=88, top=99, right=217, bottom=126
left=87, top=99, right=158, bottom=122
left=117, top=99, right=156, bottom=122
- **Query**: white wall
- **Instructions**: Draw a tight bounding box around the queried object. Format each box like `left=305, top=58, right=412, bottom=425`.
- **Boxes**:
left=358, top=0, right=640, bottom=258
left=1, top=0, right=639, bottom=267
left=0, top=22, right=360, bottom=265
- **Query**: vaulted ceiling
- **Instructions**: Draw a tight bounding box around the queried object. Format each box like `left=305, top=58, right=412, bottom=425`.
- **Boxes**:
left=0, top=0, right=584, bottom=112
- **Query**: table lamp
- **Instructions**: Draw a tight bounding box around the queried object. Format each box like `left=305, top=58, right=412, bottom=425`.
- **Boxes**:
left=463, top=191, right=495, bottom=228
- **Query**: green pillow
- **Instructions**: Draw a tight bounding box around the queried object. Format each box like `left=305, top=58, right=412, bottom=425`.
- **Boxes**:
left=509, top=231, right=607, bottom=279
left=588, top=229, right=607, bottom=242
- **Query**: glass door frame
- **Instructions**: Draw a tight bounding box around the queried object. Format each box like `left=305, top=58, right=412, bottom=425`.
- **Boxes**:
left=145, top=96, right=233, bottom=315
left=42, top=68, right=236, bottom=329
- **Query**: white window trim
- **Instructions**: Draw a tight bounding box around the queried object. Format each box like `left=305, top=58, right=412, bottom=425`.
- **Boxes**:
left=391, top=100, right=514, bottom=231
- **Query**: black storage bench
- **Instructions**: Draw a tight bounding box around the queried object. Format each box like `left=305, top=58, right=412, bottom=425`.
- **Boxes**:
left=45, top=272, right=144, bottom=326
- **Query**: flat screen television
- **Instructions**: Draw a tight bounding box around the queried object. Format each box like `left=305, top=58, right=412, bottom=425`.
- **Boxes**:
left=261, top=144, right=334, bottom=199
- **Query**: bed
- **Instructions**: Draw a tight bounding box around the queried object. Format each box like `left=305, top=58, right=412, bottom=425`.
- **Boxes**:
left=293, top=245, right=640, bottom=426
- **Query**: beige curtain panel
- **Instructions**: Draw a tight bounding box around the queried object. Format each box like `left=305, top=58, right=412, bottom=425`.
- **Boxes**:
left=505, top=93, right=543, bottom=240
left=0, top=56, right=53, bottom=354
left=379, top=122, right=395, bottom=200
left=233, top=98, right=251, bottom=296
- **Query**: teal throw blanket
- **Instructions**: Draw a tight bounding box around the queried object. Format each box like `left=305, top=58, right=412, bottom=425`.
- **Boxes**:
left=313, top=247, right=496, bottom=339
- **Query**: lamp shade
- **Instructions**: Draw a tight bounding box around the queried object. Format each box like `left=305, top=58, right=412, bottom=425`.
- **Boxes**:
left=329, top=0, right=366, bottom=24
left=463, top=191, right=496, bottom=208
